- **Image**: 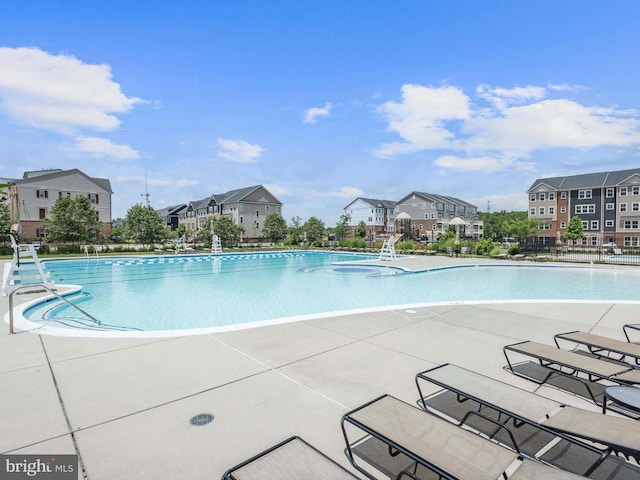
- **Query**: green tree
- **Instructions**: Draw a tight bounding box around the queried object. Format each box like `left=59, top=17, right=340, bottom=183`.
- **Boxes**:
left=479, top=210, right=528, bottom=241
left=286, top=215, right=303, bottom=245
left=303, top=216, right=326, bottom=245
left=0, top=202, right=10, bottom=243
left=199, top=216, right=215, bottom=246
left=335, top=214, right=351, bottom=240
left=262, top=212, right=287, bottom=243
left=122, top=204, right=170, bottom=247
left=212, top=215, right=244, bottom=248
left=355, top=220, right=367, bottom=238
left=506, top=218, right=540, bottom=243
left=565, top=216, right=585, bottom=244
left=44, top=196, right=104, bottom=243
left=173, top=223, right=187, bottom=239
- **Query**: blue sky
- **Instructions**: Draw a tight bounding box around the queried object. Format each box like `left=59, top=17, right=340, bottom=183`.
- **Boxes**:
left=1, top=1, right=639, bottom=225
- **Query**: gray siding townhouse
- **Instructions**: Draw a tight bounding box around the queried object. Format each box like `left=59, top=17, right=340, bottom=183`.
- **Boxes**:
left=528, top=168, right=640, bottom=246
left=395, top=192, right=483, bottom=241
left=7, top=168, right=112, bottom=241
left=177, top=185, right=282, bottom=241
left=343, top=197, right=396, bottom=241
left=156, top=204, right=187, bottom=230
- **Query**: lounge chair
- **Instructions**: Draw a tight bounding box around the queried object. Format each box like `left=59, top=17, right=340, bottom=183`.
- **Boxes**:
left=554, top=330, right=640, bottom=366
left=341, top=394, right=585, bottom=480
left=624, top=324, right=640, bottom=343
left=416, top=363, right=640, bottom=476
left=460, top=246, right=469, bottom=257
left=613, top=248, right=623, bottom=255
left=446, top=246, right=453, bottom=257
left=503, top=340, right=640, bottom=406
left=221, top=436, right=358, bottom=480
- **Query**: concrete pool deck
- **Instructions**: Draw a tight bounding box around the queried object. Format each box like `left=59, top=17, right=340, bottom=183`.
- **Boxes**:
left=2, top=255, right=640, bottom=479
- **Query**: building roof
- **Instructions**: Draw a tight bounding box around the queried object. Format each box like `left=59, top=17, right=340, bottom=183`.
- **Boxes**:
left=156, top=204, right=187, bottom=216
left=345, top=197, right=396, bottom=209
left=15, top=168, right=113, bottom=193
left=398, top=191, right=477, bottom=209
left=528, top=167, right=640, bottom=192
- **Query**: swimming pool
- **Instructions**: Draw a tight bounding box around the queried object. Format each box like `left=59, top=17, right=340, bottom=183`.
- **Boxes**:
left=13, top=251, right=640, bottom=337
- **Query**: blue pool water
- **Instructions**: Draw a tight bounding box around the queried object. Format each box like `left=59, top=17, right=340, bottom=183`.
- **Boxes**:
left=22, top=251, right=640, bottom=334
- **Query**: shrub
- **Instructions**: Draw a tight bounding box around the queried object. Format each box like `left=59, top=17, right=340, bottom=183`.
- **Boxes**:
left=508, top=245, right=520, bottom=255
left=489, top=246, right=503, bottom=257
left=474, top=238, right=497, bottom=256
left=397, top=241, right=416, bottom=251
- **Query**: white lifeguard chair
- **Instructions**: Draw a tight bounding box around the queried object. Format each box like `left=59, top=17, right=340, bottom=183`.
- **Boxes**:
left=3, top=234, right=55, bottom=296
left=211, top=234, right=222, bottom=254
left=379, top=234, right=401, bottom=261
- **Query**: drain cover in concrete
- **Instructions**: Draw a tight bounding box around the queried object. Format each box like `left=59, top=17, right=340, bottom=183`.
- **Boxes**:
left=190, top=413, right=214, bottom=426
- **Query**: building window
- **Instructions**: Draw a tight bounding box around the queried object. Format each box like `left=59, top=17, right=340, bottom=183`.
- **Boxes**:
left=606, top=188, right=614, bottom=198
left=575, top=204, right=595, bottom=214
left=620, top=186, right=628, bottom=196
left=36, top=189, right=48, bottom=198
left=560, top=222, right=566, bottom=229
left=530, top=194, right=536, bottom=202
left=606, top=203, right=614, bottom=210
left=581, top=220, right=588, bottom=230
left=59, top=191, right=71, bottom=199
left=549, top=192, right=555, bottom=200
left=418, top=224, right=423, bottom=231
left=633, top=203, right=640, bottom=211
left=578, top=190, right=592, bottom=199
left=256, top=210, right=259, bottom=217
left=88, top=193, right=99, bottom=204
left=590, top=220, right=599, bottom=230
left=266, top=205, right=270, bottom=213
left=560, top=206, right=566, bottom=214
left=239, top=216, right=243, bottom=224
left=560, top=191, right=567, bottom=199
left=634, top=186, right=640, bottom=196
left=39, top=208, right=46, bottom=219
left=539, top=222, right=550, bottom=230
left=529, top=208, right=535, bottom=215
left=539, top=193, right=545, bottom=201
left=605, top=220, right=614, bottom=227
left=623, top=220, right=639, bottom=229
left=625, top=236, right=640, bottom=246
left=424, top=213, right=429, bottom=219
left=549, top=206, right=555, bottom=215
left=539, top=207, right=545, bottom=215
left=36, top=228, right=46, bottom=238
left=620, top=203, right=627, bottom=212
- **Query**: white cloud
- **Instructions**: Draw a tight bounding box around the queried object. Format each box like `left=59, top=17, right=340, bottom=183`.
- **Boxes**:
left=373, top=84, right=470, bottom=156
left=303, top=102, right=332, bottom=124
left=74, top=137, right=139, bottom=160
left=117, top=175, right=198, bottom=187
left=217, top=137, right=265, bottom=163
left=434, top=155, right=534, bottom=172
left=327, top=186, right=363, bottom=198
left=0, top=47, right=142, bottom=134
left=374, top=82, right=640, bottom=171
left=264, top=184, right=290, bottom=196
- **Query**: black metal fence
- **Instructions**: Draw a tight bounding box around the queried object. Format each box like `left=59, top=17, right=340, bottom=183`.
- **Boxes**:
left=518, top=244, right=640, bottom=266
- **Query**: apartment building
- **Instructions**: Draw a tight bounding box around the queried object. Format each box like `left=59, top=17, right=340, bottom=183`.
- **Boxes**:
left=7, top=168, right=112, bottom=240
left=527, top=168, right=640, bottom=246
left=395, top=192, right=483, bottom=241
left=175, top=185, right=282, bottom=240
left=343, top=197, right=396, bottom=240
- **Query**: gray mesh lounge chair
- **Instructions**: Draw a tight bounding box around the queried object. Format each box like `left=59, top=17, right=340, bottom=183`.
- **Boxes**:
left=416, top=363, right=640, bottom=476
left=555, top=330, right=640, bottom=366
left=341, top=394, right=586, bottom=480
left=503, top=340, right=640, bottom=406
left=221, top=436, right=359, bottom=480
left=624, top=324, right=640, bottom=343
